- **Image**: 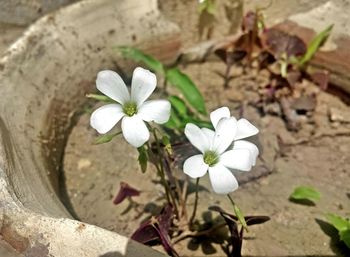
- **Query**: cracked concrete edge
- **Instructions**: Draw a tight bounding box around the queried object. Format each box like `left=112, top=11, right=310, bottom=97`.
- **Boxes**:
left=0, top=173, right=166, bottom=257
left=0, top=0, right=180, bottom=256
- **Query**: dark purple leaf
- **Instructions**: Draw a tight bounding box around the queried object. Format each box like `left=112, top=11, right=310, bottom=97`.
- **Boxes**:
left=290, top=95, right=317, bottom=112
left=245, top=216, right=270, bottom=226
left=214, top=49, right=247, bottom=64
left=215, top=48, right=228, bottom=63
left=223, top=214, right=242, bottom=257
left=258, top=51, right=275, bottom=69
left=113, top=182, right=140, bottom=205
left=228, top=50, right=247, bottom=65
left=208, top=206, right=242, bottom=256
left=131, top=205, right=178, bottom=257
left=131, top=219, right=159, bottom=244
left=209, top=206, right=236, bottom=220
left=157, top=204, right=173, bottom=233
left=262, top=29, right=307, bottom=59
left=209, top=206, right=270, bottom=227
left=209, top=206, right=270, bottom=257
left=153, top=223, right=179, bottom=257
left=311, top=70, right=329, bottom=90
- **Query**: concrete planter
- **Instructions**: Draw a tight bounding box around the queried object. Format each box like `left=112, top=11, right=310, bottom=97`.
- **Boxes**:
left=2, top=0, right=350, bottom=256
left=0, top=0, right=180, bottom=256
left=0, top=0, right=77, bottom=25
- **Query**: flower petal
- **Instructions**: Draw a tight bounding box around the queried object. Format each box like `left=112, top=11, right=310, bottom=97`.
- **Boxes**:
left=233, top=140, right=259, bottom=166
left=210, top=106, right=230, bottom=128
left=212, top=117, right=237, bottom=154
left=184, top=123, right=211, bottom=153
left=220, top=149, right=253, bottom=171
left=138, top=100, right=171, bottom=124
left=208, top=163, right=238, bottom=194
left=183, top=154, right=208, bottom=178
left=235, top=118, right=259, bottom=140
left=96, top=70, right=130, bottom=104
left=90, top=104, right=124, bottom=134
left=131, top=67, right=157, bottom=106
left=201, top=128, right=215, bottom=145
left=121, top=115, right=150, bottom=147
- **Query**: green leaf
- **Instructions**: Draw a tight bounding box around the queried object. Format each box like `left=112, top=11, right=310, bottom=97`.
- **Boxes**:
left=137, top=145, right=148, bottom=173
left=325, top=213, right=350, bottom=232
left=185, top=117, right=213, bottom=129
left=117, top=46, right=164, bottom=74
left=326, top=213, right=350, bottom=249
left=165, top=109, right=183, bottom=130
left=299, top=24, right=333, bottom=66
left=168, top=95, right=212, bottom=130
left=94, top=132, right=121, bottom=144
left=168, top=96, right=188, bottom=117
left=289, top=186, right=321, bottom=203
left=166, top=68, right=207, bottom=115
left=86, top=94, right=115, bottom=103
left=339, top=229, right=350, bottom=248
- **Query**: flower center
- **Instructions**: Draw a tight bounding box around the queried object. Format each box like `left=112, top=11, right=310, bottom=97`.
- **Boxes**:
left=123, top=101, right=137, bottom=116
left=203, top=151, right=219, bottom=167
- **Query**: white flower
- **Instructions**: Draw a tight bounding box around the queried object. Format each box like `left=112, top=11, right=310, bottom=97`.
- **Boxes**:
left=183, top=107, right=259, bottom=194
left=90, top=67, right=171, bottom=148
left=210, top=106, right=259, bottom=166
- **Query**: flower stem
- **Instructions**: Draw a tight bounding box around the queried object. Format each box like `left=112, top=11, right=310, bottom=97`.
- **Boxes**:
left=152, top=128, right=179, bottom=216
left=163, top=78, right=168, bottom=94
left=227, top=194, right=248, bottom=232
left=163, top=154, right=187, bottom=221
left=189, top=178, right=200, bottom=228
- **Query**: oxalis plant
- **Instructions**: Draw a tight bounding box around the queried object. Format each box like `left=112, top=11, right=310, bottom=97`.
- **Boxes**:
left=87, top=67, right=269, bottom=257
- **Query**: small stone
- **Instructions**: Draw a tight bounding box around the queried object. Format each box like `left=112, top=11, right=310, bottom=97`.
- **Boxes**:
left=77, top=159, right=92, bottom=171
left=261, top=116, right=272, bottom=127
left=264, top=103, right=282, bottom=115
left=329, top=107, right=350, bottom=123
left=330, top=121, right=340, bottom=128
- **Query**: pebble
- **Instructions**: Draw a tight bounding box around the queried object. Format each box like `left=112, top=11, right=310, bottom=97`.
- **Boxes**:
left=329, top=107, right=350, bottom=123
left=78, top=158, right=92, bottom=171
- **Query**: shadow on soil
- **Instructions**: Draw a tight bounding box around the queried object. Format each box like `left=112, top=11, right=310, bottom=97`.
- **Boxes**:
left=316, top=219, right=350, bottom=257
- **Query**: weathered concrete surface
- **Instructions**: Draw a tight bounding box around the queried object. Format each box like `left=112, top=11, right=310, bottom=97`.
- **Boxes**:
left=0, top=0, right=77, bottom=25
left=0, top=176, right=166, bottom=257
left=159, top=0, right=331, bottom=48
left=0, top=24, right=26, bottom=55
left=0, top=0, right=179, bottom=256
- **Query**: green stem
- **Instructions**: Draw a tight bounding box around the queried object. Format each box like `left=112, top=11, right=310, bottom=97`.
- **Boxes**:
left=227, top=194, right=248, bottom=231
left=163, top=78, right=168, bottom=94
left=189, top=178, right=200, bottom=228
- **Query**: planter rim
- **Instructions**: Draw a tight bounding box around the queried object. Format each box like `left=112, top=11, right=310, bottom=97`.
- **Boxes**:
left=0, top=0, right=179, bottom=256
